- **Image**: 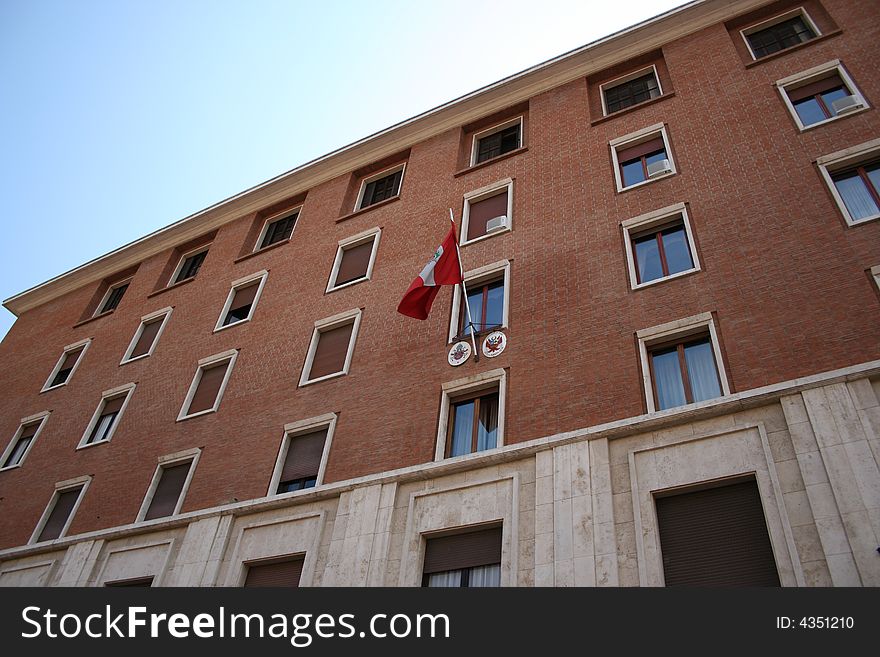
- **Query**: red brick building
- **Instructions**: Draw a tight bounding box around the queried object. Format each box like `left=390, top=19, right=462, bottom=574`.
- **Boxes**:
left=1, top=0, right=878, bottom=587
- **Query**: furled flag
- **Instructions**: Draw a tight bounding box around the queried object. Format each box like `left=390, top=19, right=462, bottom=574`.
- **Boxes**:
left=397, top=220, right=463, bottom=320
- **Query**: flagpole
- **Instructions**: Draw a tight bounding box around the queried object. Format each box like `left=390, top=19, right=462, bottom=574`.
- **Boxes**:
left=449, top=208, right=479, bottom=362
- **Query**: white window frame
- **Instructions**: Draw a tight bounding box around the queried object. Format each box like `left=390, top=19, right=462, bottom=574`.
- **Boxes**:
left=255, top=206, right=302, bottom=252
left=77, top=383, right=136, bottom=449
left=94, top=277, right=132, bottom=316
left=636, top=312, right=731, bottom=414
left=610, top=122, right=676, bottom=192
left=448, top=259, right=511, bottom=342
left=354, top=163, right=406, bottom=212
left=135, top=448, right=201, bottom=523
left=816, top=138, right=880, bottom=226
left=871, top=265, right=880, bottom=292
left=41, top=338, right=91, bottom=392
left=267, top=413, right=337, bottom=496
left=460, top=178, right=514, bottom=246
left=213, top=270, right=269, bottom=332
left=169, top=244, right=211, bottom=286
left=740, top=7, right=820, bottom=61
left=600, top=65, right=663, bottom=117
left=29, top=475, right=92, bottom=544
left=776, top=60, right=868, bottom=131
left=120, top=307, right=173, bottom=364
left=177, top=349, right=239, bottom=421
left=621, top=202, right=701, bottom=290
left=299, top=308, right=362, bottom=387
left=469, top=116, right=524, bottom=166
left=434, top=368, right=507, bottom=461
left=0, top=411, right=50, bottom=471
left=325, top=227, right=382, bottom=293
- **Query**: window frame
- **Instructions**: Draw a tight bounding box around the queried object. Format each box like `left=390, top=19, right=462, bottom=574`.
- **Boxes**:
left=435, top=368, right=506, bottom=461
left=298, top=308, right=363, bottom=387
left=135, top=448, right=201, bottom=523
left=448, top=259, right=510, bottom=342
left=740, top=7, right=820, bottom=61
left=267, top=413, right=337, bottom=496
left=871, top=265, right=880, bottom=292
left=610, top=123, right=676, bottom=192
left=325, top=227, right=382, bottom=293
left=636, top=312, right=730, bottom=414
left=94, top=278, right=132, bottom=316
left=120, top=307, right=173, bottom=364
left=354, top=163, right=406, bottom=212
left=177, top=349, right=239, bottom=421
left=776, top=60, right=868, bottom=131
left=41, top=338, right=91, bottom=392
left=460, top=178, right=514, bottom=246
left=29, top=475, right=91, bottom=544
left=213, top=270, right=269, bottom=332
left=255, top=206, right=302, bottom=252
left=77, top=383, right=136, bottom=449
left=816, top=138, right=880, bottom=227
left=599, top=65, right=663, bottom=117
left=0, top=411, right=50, bottom=471
left=469, top=116, right=523, bottom=166
left=621, top=202, right=701, bottom=290
left=169, top=245, right=210, bottom=286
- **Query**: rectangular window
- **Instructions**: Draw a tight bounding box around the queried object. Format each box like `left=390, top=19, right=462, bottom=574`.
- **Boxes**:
left=215, top=271, right=268, bottom=330
left=777, top=61, right=867, bottom=130
left=178, top=350, right=237, bottom=420
left=422, top=526, right=502, bottom=587
left=299, top=310, right=362, bottom=386
left=105, top=577, right=154, bottom=587
left=471, top=117, right=522, bottom=165
left=743, top=10, right=818, bottom=60
left=172, top=249, right=208, bottom=285
left=436, top=369, right=506, bottom=460
left=98, top=280, right=130, bottom=314
left=258, top=210, right=299, bottom=250
left=1, top=413, right=48, bottom=470
left=817, top=139, right=880, bottom=226
left=611, top=124, right=675, bottom=192
left=601, top=67, right=662, bottom=115
left=326, top=228, right=381, bottom=292
left=139, top=453, right=198, bottom=521
left=42, top=339, right=90, bottom=391
left=462, top=179, right=513, bottom=245
left=449, top=260, right=510, bottom=341
left=244, top=556, right=304, bottom=587
left=78, top=384, right=135, bottom=448
left=121, top=307, right=172, bottom=363
left=356, top=165, right=404, bottom=211
left=269, top=414, right=336, bottom=495
left=31, top=477, right=90, bottom=544
left=622, top=203, right=700, bottom=289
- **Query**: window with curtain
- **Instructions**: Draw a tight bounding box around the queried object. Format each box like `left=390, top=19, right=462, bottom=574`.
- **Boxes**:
left=617, top=136, right=668, bottom=188
left=459, top=277, right=504, bottom=336
left=422, top=526, right=502, bottom=587
left=632, top=219, right=694, bottom=284
left=446, top=389, right=499, bottom=457
left=650, top=335, right=722, bottom=411
left=831, top=162, right=880, bottom=223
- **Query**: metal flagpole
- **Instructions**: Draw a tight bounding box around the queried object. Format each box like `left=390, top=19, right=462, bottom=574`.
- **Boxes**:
left=449, top=208, right=479, bottom=362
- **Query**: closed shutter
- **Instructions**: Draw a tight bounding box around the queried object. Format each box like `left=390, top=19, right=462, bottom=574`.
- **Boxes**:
left=188, top=362, right=228, bottom=414
left=281, top=429, right=327, bottom=482
left=59, top=347, right=84, bottom=372
left=19, top=423, right=40, bottom=441
left=308, top=324, right=353, bottom=380
left=144, top=462, right=192, bottom=520
left=101, top=394, right=126, bottom=416
left=467, top=191, right=508, bottom=241
left=656, top=479, right=780, bottom=587
left=229, top=282, right=259, bottom=315
left=130, top=318, right=164, bottom=358
left=787, top=73, right=845, bottom=102
left=244, top=557, right=304, bottom=587
left=335, top=241, right=374, bottom=286
left=423, top=526, right=502, bottom=574
left=38, top=487, right=82, bottom=542
left=617, top=136, right=666, bottom=163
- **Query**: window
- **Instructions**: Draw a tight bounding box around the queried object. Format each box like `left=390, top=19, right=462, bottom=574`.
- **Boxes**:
left=137, top=449, right=200, bottom=521
left=449, top=260, right=510, bottom=341
left=601, top=67, right=662, bottom=115
left=422, top=526, right=502, bottom=587
left=171, top=248, right=208, bottom=285
left=436, top=368, right=506, bottom=460
left=215, top=270, right=268, bottom=330
left=872, top=265, right=880, bottom=292
left=637, top=313, right=730, bottom=413
left=299, top=309, right=362, bottom=386
left=610, top=123, right=675, bottom=191
left=42, top=338, right=90, bottom=391
left=622, top=203, right=700, bottom=289
left=121, top=307, right=172, bottom=363
left=1, top=412, right=48, bottom=470
left=355, top=164, right=405, bottom=211
left=471, top=117, right=522, bottom=165
left=269, top=414, right=335, bottom=495
left=817, top=139, right=880, bottom=226
left=742, top=9, right=818, bottom=60
left=244, top=556, right=305, bottom=587
left=97, top=279, right=130, bottom=315
left=461, top=178, right=513, bottom=245
left=326, top=227, right=381, bottom=292
left=105, top=577, right=154, bottom=587
left=257, top=209, right=299, bottom=250
left=78, top=384, right=135, bottom=448
left=777, top=61, right=868, bottom=130
left=178, top=350, right=237, bottom=420
left=30, top=476, right=90, bottom=543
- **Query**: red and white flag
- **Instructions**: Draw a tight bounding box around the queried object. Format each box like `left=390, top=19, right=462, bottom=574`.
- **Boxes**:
left=397, top=220, right=462, bottom=320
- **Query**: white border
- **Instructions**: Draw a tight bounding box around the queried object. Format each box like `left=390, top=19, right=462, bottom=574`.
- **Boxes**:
left=136, top=448, right=202, bottom=523
left=816, top=138, right=880, bottom=226
left=776, top=60, right=868, bottom=131
left=94, top=277, right=132, bottom=316
left=0, top=411, right=50, bottom=471
left=254, top=206, right=302, bottom=252
left=636, top=312, right=731, bottom=414
left=325, top=227, right=382, bottom=293
left=469, top=116, right=523, bottom=166
left=435, top=367, right=507, bottom=461
left=120, top=307, right=173, bottom=364
left=354, top=163, right=406, bottom=212
left=41, top=338, right=91, bottom=392
left=298, top=308, right=362, bottom=387
left=29, top=475, right=92, bottom=545
left=448, top=259, right=511, bottom=343
left=213, top=270, right=269, bottom=332
left=610, top=122, right=676, bottom=192
left=267, top=413, right=338, bottom=496
left=600, top=64, right=662, bottom=116
left=76, top=383, right=137, bottom=449
left=871, top=265, right=880, bottom=291
left=621, top=202, right=701, bottom=290
left=168, top=244, right=210, bottom=286
left=460, top=178, right=514, bottom=246
left=740, top=7, right=820, bottom=61
left=177, top=349, right=239, bottom=420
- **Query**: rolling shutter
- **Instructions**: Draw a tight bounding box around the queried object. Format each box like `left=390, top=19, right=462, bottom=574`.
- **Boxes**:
left=281, top=429, right=327, bottom=483
left=244, top=557, right=304, bottom=587
left=144, top=462, right=192, bottom=520
left=467, top=191, right=508, bottom=241
left=309, top=324, right=353, bottom=380
left=188, top=362, right=229, bottom=414
left=229, top=282, right=259, bottom=315
left=38, top=487, right=82, bottom=542
left=423, top=526, right=502, bottom=574
left=787, top=73, right=845, bottom=102
left=617, top=136, right=666, bottom=163
left=59, top=347, right=84, bottom=372
left=335, top=241, right=374, bottom=286
left=101, top=394, right=126, bottom=416
left=130, top=318, right=163, bottom=358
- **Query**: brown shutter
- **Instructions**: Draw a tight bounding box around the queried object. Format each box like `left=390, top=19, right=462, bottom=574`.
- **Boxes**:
left=20, top=423, right=40, bottom=440
left=308, top=323, right=353, bottom=380
left=59, top=347, right=84, bottom=372
left=243, top=557, right=304, bottom=587
left=101, top=395, right=127, bottom=416
left=144, top=462, right=191, bottom=520
left=787, top=73, right=845, bottom=102
left=229, top=282, right=259, bottom=313
left=617, top=136, right=666, bottom=163
left=37, top=487, right=82, bottom=542
left=467, top=191, right=508, bottom=241
left=423, top=526, right=502, bottom=574
left=188, top=362, right=229, bottom=414
left=281, top=429, right=327, bottom=482
left=655, top=479, right=780, bottom=587
left=130, top=318, right=163, bottom=358
left=335, top=241, right=374, bottom=286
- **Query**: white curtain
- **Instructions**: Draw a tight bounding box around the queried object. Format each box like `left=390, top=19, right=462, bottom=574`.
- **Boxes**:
left=835, top=175, right=878, bottom=221
left=476, top=396, right=498, bottom=451
left=684, top=341, right=721, bottom=403
left=468, top=564, right=501, bottom=587
left=427, top=570, right=462, bottom=587
left=652, top=350, right=686, bottom=410
left=449, top=402, right=474, bottom=456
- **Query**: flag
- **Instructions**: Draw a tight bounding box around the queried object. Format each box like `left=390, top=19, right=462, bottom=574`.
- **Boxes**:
left=397, top=220, right=462, bottom=320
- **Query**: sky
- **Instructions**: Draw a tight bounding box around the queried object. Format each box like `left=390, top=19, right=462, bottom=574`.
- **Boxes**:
left=0, top=0, right=686, bottom=340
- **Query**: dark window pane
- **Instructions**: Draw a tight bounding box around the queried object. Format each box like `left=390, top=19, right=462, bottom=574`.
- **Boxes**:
left=223, top=304, right=252, bottom=325
left=51, top=367, right=73, bottom=387
left=833, top=172, right=879, bottom=221
left=634, top=234, right=663, bottom=283
left=604, top=72, right=660, bottom=114
left=793, top=97, right=827, bottom=126
left=476, top=393, right=499, bottom=452
left=361, top=170, right=402, bottom=208
left=660, top=226, right=694, bottom=275
left=449, top=400, right=475, bottom=457
left=484, top=281, right=504, bottom=330
left=652, top=348, right=687, bottom=410
left=101, top=283, right=128, bottom=313
left=621, top=159, right=646, bottom=187
left=175, top=251, right=206, bottom=283
left=3, top=435, right=33, bottom=468
left=37, top=488, right=82, bottom=542
left=476, top=124, right=520, bottom=163
left=683, top=339, right=721, bottom=403
left=747, top=16, right=815, bottom=58
left=87, top=412, right=118, bottom=444
left=277, top=477, right=317, bottom=493
left=261, top=213, right=297, bottom=248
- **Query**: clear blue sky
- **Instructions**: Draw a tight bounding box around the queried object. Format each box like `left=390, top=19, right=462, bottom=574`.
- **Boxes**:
left=0, top=0, right=684, bottom=340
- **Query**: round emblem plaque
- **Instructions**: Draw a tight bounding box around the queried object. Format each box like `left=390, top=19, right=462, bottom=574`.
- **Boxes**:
left=481, top=331, right=507, bottom=358
left=447, top=341, right=471, bottom=366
